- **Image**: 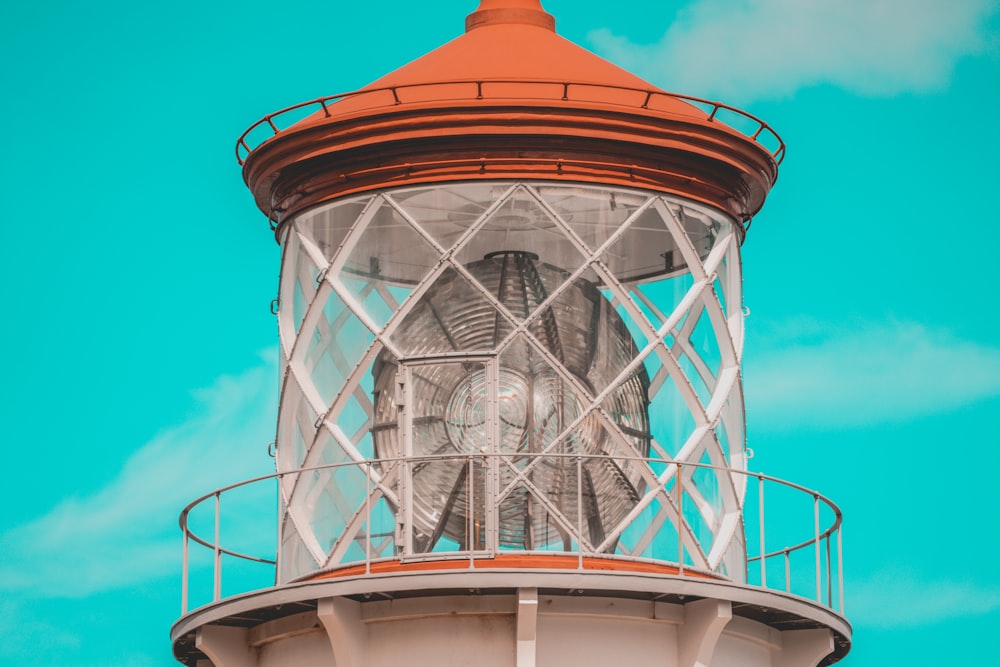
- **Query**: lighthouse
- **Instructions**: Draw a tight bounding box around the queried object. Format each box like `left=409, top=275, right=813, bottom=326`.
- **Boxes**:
left=171, top=2, right=851, bottom=666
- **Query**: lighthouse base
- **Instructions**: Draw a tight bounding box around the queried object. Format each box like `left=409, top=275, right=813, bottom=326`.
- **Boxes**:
left=172, top=570, right=850, bottom=667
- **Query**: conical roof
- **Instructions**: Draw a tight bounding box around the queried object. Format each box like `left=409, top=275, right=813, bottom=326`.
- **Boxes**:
left=348, top=2, right=690, bottom=113
left=240, top=1, right=782, bottom=235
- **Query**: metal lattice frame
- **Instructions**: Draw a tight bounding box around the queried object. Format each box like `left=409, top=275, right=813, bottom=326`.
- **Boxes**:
left=273, top=181, right=747, bottom=583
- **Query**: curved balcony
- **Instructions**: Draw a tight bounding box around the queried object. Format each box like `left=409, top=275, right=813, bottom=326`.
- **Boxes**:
left=177, top=455, right=843, bottom=617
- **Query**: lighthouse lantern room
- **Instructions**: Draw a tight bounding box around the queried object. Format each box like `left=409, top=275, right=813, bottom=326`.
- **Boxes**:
left=172, top=3, right=851, bottom=666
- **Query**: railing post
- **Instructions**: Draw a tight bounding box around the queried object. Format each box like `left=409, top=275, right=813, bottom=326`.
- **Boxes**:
left=365, top=463, right=372, bottom=575
left=758, top=475, right=766, bottom=587
left=275, top=473, right=284, bottom=585
left=468, top=456, right=475, bottom=568
left=826, top=534, right=833, bottom=606
left=577, top=455, right=584, bottom=570
left=814, top=494, right=822, bottom=603
left=784, top=548, right=790, bottom=593
left=181, top=529, right=189, bottom=614
left=838, top=525, right=845, bottom=614
left=677, top=464, right=684, bottom=574
left=213, top=492, right=222, bottom=602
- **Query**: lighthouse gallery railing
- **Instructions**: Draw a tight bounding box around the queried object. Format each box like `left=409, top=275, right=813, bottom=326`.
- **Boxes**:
left=178, top=455, right=843, bottom=616
left=235, top=79, right=786, bottom=167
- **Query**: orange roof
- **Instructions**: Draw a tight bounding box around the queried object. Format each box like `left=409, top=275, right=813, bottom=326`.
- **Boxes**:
left=304, top=0, right=699, bottom=123
left=240, top=0, right=782, bottom=235
left=372, top=10, right=673, bottom=96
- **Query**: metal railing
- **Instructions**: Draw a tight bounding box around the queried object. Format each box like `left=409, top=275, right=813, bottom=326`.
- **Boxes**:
left=235, top=79, right=785, bottom=166
left=179, top=454, right=840, bottom=615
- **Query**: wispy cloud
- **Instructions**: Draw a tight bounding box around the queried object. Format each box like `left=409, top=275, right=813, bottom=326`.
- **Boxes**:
left=744, top=318, right=1000, bottom=430
left=849, top=568, right=1000, bottom=627
left=0, top=600, right=80, bottom=654
left=0, top=352, right=278, bottom=598
left=590, top=0, right=998, bottom=101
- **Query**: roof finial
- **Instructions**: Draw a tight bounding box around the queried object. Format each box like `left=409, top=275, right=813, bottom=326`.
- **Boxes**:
left=466, top=0, right=555, bottom=32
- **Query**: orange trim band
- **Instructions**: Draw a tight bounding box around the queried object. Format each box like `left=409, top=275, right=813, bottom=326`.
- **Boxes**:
left=304, top=555, right=722, bottom=582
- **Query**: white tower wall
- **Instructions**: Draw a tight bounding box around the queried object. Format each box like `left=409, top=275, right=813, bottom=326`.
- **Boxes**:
left=188, top=580, right=843, bottom=667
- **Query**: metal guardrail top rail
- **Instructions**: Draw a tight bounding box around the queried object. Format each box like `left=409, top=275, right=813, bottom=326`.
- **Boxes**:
left=235, top=79, right=786, bottom=166
left=178, top=454, right=842, bottom=615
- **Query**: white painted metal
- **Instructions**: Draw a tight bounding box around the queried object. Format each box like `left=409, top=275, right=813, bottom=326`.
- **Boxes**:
left=172, top=179, right=850, bottom=666
left=516, top=587, right=538, bottom=667
left=177, top=455, right=844, bottom=618
left=272, top=181, right=750, bottom=581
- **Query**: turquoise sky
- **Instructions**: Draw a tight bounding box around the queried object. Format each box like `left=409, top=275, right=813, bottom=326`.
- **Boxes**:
left=2, top=1, right=998, bottom=664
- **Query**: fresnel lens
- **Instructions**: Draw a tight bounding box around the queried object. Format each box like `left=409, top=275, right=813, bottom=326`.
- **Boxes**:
left=372, top=248, right=651, bottom=553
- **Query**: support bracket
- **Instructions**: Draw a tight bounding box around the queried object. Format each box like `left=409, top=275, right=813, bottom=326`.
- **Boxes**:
left=196, top=626, right=255, bottom=667
left=678, top=598, right=732, bottom=667
left=776, top=628, right=834, bottom=667
left=516, top=587, right=539, bottom=667
left=317, top=597, right=368, bottom=667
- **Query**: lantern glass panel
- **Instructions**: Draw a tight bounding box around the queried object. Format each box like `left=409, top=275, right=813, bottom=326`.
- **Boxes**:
left=274, top=181, right=745, bottom=582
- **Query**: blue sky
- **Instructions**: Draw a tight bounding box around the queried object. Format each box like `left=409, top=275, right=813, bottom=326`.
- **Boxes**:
left=1, top=0, right=998, bottom=664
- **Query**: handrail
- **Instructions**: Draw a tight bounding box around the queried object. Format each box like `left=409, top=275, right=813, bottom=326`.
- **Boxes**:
left=235, top=79, right=785, bottom=166
left=178, top=453, right=842, bottom=615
